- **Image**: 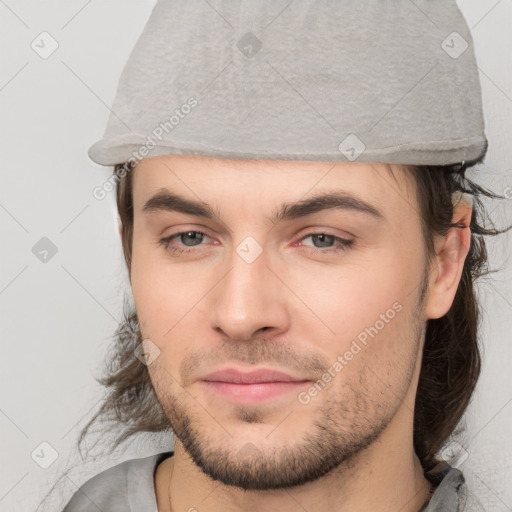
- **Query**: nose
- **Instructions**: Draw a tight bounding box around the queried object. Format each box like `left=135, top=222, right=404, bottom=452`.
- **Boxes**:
left=210, top=242, right=290, bottom=342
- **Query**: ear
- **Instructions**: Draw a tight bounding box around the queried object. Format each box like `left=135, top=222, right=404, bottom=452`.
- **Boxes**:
left=424, top=197, right=473, bottom=320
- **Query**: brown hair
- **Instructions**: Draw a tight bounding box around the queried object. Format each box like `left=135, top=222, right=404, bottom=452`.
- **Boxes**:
left=79, top=160, right=510, bottom=476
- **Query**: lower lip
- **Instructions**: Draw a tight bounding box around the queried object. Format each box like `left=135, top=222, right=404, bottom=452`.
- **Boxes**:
left=202, top=381, right=310, bottom=404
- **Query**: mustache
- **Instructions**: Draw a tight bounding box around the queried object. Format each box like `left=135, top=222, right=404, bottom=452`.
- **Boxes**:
left=177, top=337, right=330, bottom=387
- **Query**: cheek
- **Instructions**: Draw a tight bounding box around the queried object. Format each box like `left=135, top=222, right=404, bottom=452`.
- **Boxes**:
left=130, top=240, right=212, bottom=358
left=290, top=253, right=415, bottom=336
left=300, top=276, right=420, bottom=411
left=131, top=238, right=174, bottom=340
left=287, top=249, right=423, bottom=392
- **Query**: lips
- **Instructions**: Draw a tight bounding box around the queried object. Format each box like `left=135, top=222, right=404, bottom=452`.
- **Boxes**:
left=202, top=368, right=308, bottom=384
left=200, top=367, right=312, bottom=404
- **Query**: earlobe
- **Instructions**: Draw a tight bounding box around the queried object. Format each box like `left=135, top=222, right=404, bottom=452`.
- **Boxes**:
left=424, top=201, right=472, bottom=320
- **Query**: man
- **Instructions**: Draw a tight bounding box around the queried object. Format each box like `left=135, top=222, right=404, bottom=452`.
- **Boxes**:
left=60, top=1, right=501, bottom=510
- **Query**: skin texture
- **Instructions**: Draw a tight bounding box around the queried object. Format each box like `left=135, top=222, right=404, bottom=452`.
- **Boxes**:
left=129, top=154, right=472, bottom=512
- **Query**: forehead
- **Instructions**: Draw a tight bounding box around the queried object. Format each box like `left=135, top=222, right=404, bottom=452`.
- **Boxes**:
left=130, top=155, right=418, bottom=221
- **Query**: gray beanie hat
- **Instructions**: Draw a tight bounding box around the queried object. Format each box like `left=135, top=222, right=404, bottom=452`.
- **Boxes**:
left=88, top=0, right=488, bottom=167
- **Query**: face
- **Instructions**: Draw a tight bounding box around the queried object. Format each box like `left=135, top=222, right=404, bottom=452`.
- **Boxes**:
left=130, top=155, right=429, bottom=490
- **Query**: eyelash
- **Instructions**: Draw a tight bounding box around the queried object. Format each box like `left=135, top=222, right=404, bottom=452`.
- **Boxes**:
left=158, top=230, right=354, bottom=255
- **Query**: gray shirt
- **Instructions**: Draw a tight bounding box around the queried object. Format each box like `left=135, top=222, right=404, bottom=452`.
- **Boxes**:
left=62, top=452, right=484, bottom=511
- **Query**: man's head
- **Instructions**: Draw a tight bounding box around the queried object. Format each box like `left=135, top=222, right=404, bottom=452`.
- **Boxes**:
left=80, top=155, right=489, bottom=490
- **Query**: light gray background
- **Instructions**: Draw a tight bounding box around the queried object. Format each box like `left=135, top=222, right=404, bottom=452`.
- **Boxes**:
left=0, top=1, right=511, bottom=511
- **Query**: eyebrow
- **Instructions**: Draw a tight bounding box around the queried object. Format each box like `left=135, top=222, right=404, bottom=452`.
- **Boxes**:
left=142, top=188, right=385, bottom=224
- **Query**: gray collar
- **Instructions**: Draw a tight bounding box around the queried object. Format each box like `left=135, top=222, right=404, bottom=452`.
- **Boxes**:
left=420, top=463, right=466, bottom=511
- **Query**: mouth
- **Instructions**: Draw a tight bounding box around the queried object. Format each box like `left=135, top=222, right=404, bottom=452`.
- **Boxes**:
left=201, top=367, right=312, bottom=404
